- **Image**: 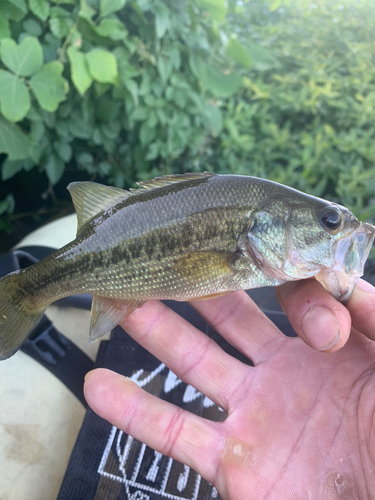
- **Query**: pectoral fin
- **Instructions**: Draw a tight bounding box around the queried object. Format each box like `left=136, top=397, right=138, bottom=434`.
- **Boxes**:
left=173, top=251, right=239, bottom=280
left=189, top=291, right=231, bottom=301
left=89, top=296, right=144, bottom=342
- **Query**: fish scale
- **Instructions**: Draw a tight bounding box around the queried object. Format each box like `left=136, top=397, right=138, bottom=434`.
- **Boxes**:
left=0, top=172, right=374, bottom=360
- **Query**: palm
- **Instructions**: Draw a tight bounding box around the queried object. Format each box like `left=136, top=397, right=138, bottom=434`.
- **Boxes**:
left=84, top=281, right=375, bottom=500
left=215, top=334, right=375, bottom=499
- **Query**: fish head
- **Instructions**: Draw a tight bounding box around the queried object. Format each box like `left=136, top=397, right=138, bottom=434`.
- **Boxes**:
left=246, top=197, right=375, bottom=302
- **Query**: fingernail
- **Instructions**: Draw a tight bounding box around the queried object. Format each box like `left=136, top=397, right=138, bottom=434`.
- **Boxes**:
left=301, top=306, right=340, bottom=351
left=356, top=280, right=375, bottom=294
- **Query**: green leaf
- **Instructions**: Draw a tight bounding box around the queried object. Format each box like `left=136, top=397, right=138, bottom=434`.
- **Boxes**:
left=0, top=70, right=30, bottom=122
left=189, top=52, right=206, bottom=80
left=195, top=0, right=227, bottom=22
left=270, top=0, right=282, bottom=12
left=30, top=61, right=68, bottom=112
left=76, top=151, right=93, bottom=168
left=50, top=6, right=71, bottom=16
left=246, top=42, right=275, bottom=70
left=7, top=0, right=27, bottom=12
left=54, top=140, right=72, bottom=162
left=23, top=18, right=43, bottom=36
left=155, top=2, right=170, bottom=39
left=115, top=46, right=139, bottom=78
left=0, top=36, right=43, bottom=76
left=49, top=8, right=73, bottom=38
left=92, top=128, right=102, bottom=145
left=140, top=121, right=156, bottom=146
left=0, top=18, right=11, bottom=40
left=158, top=56, right=171, bottom=83
left=29, top=0, right=50, bottom=21
left=94, top=18, right=128, bottom=40
left=99, top=119, right=121, bottom=140
left=131, top=106, right=148, bottom=121
left=43, top=33, right=61, bottom=62
left=86, top=49, right=118, bottom=84
left=45, top=152, right=64, bottom=184
left=0, top=194, right=15, bottom=216
left=2, top=159, right=22, bottom=180
left=30, top=121, right=45, bottom=142
left=100, top=0, right=126, bottom=18
left=98, top=161, right=111, bottom=176
left=94, top=81, right=110, bottom=97
left=190, top=54, right=243, bottom=98
left=226, top=38, right=253, bottom=69
left=67, top=47, right=93, bottom=96
left=0, top=0, right=26, bottom=21
left=42, top=109, right=56, bottom=129
left=55, top=120, right=70, bottom=138
left=124, top=78, right=138, bottom=105
left=1, top=159, right=30, bottom=180
left=145, top=142, right=160, bottom=161
left=69, top=110, right=93, bottom=139
left=57, top=101, right=73, bottom=118
left=78, top=0, right=96, bottom=21
left=26, top=105, right=42, bottom=121
left=0, top=115, right=30, bottom=160
left=207, top=66, right=242, bottom=98
left=96, top=97, right=119, bottom=121
left=203, top=103, right=223, bottom=136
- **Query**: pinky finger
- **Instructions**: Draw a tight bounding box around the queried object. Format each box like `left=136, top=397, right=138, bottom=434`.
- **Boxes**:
left=84, top=368, right=220, bottom=483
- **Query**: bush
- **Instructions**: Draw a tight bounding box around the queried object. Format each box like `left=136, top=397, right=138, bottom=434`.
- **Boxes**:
left=0, top=0, right=241, bottom=187
left=201, top=0, right=375, bottom=221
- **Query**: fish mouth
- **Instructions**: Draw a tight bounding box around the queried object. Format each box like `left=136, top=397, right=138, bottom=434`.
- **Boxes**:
left=315, top=221, right=375, bottom=302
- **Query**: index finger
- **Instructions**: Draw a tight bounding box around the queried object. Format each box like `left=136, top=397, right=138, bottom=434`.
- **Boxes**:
left=345, top=279, right=375, bottom=340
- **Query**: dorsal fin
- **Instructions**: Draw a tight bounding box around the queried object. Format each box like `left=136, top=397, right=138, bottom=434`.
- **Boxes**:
left=67, top=181, right=132, bottom=233
left=133, top=172, right=215, bottom=193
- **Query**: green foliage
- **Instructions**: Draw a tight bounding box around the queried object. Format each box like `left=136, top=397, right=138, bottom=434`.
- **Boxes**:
left=0, top=0, right=375, bottom=245
left=200, top=0, right=375, bottom=221
left=0, top=34, right=68, bottom=124
left=0, top=0, right=245, bottom=193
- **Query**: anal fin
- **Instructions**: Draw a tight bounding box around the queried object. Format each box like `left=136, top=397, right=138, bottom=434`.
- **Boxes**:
left=90, top=296, right=144, bottom=342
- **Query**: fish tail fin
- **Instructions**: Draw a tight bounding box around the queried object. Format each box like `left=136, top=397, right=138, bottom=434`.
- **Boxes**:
left=0, top=272, right=45, bottom=360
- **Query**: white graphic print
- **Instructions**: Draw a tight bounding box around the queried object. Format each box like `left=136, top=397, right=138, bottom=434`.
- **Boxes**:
left=182, top=384, right=216, bottom=409
left=177, top=466, right=190, bottom=492
left=97, top=363, right=219, bottom=499
left=146, top=452, right=163, bottom=482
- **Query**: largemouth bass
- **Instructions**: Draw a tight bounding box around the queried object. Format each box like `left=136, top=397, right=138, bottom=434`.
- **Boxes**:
left=0, top=172, right=374, bottom=360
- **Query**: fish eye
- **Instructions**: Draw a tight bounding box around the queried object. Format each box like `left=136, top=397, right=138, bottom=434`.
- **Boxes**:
left=319, top=207, right=342, bottom=232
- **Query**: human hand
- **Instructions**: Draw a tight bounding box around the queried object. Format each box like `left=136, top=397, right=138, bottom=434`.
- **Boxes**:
left=84, top=279, right=375, bottom=499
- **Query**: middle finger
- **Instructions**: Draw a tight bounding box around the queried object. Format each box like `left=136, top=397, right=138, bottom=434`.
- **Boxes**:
left=120, top=300, right=251, bottom=412
left=190, top=290, right=285, bottom=364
